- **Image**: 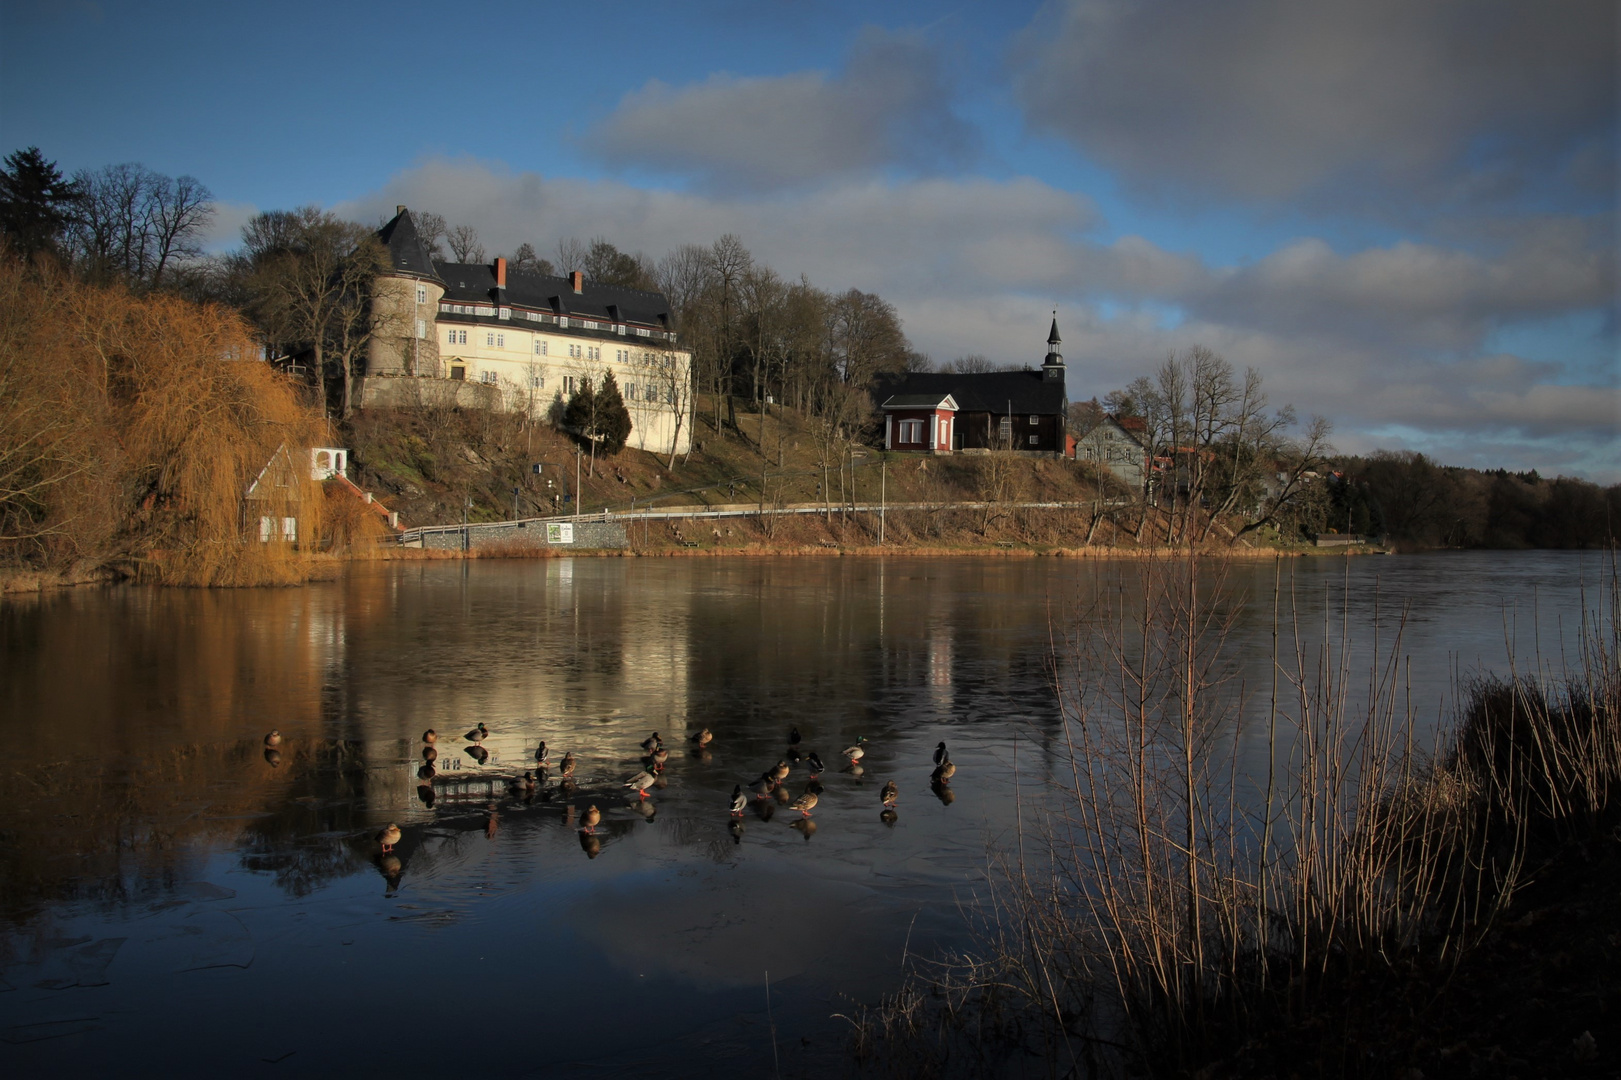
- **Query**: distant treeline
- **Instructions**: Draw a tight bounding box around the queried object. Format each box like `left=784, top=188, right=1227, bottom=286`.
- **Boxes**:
left=1326, top=451, right=1619, bottom=550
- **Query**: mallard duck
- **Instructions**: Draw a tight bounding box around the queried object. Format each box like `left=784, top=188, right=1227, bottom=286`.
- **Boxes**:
left=422, top=729, right=437, bottom=745
left=264, top=730, right=282, bottom=748
left=465, top=723, right=489, bottom=743
left=748, top=772, right=775, bottom=799
left=534, top=741, right=550, bottom=766
left=789, top=788, right=819, bottom=817
left=881, top=780, right=899, bottom=807
left=624, top=769, right=657, bottom=799
left=728, top=784, right=746, bottom=816
left=788, top=726, right=802, bottom=746
left=580, top=804, right=601, bottom=834
left=770, top=760, right=791, bottom=783
left=640, top=731, right=663, bottom=754
left=933, top=741, right=949, bottom=767
left=842, top=737, right=867, bottom=763
left=931, top=760, right=956, bottom=784
left=377, top=823, right=402, bottom=852
left=806, top=751, right=826, bottom=775
left=690, top=728, right=713, bottom=747
left=558, top=752, right=576, bottom=778
left=648, top=747, right=670, bottom=770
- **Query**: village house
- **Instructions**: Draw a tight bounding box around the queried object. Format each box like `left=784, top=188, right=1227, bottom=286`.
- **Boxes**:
left=360, top=208, right=694, bottom=458
left=1071, top=412, right=1149, bottom=492
left=874, top=319, right=1069, bottom=454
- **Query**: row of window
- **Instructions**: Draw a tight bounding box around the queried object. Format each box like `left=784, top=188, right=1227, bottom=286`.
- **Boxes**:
left=445, top=327, right=678, bottom=370
left=444, top=366, right=672, bottom=406
left=433, top=302, right=675, bottom=341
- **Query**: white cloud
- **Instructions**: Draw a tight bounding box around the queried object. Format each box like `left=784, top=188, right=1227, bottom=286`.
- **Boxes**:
left=583, top=28, right=977, bottom=192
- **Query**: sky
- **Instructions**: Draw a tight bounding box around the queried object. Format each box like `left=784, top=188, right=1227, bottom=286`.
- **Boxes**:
left=3, top=0, right=1617, bottom=480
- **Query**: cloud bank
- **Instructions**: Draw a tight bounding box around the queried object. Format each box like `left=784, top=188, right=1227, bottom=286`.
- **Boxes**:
left=583, top=28, right=977, bottom=192
left=1014, top=0, right=1618, bottom=214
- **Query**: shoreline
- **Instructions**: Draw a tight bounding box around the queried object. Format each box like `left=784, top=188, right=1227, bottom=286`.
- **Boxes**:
left=3, top=540, right=1395, bottom=593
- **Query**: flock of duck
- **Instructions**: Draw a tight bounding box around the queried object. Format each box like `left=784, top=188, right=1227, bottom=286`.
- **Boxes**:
left=350, top=722, right=962, bottom=860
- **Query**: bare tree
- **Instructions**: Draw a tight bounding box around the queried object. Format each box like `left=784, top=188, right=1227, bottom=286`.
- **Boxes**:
left=238, top=207, right=389, bottom=418
left=554, top=236, right=588, bottom=275
left=510, top=242, right=553, bottom=276
left=414, top=212, right=447, bottom=260
left=446, top=224, right=485, bottom=263
left=67, top=163, right=213, bottom=288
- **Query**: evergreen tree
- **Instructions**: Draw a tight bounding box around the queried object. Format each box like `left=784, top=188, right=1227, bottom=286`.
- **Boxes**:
left=595, top=372, right=632, bottom=454
left=0, top=147, right=81, bottom=260
left=561, top=376, right=597, bottom=437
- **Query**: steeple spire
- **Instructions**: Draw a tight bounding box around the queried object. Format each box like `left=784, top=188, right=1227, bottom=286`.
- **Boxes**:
left=1042, top=312, right=1064, bottom=381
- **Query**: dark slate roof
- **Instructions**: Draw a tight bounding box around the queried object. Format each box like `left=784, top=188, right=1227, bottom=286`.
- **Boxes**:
left=378, top=209, right=442, bottom=282
left=436, top=263, right=672, bottom=327
left=873, top=370, right=1066, bottom=416
left=882, top=392, right=958, bottom=410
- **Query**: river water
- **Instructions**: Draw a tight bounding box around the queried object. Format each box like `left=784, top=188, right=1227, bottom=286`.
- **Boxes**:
left=0, top=551, right=1603, bottom=1076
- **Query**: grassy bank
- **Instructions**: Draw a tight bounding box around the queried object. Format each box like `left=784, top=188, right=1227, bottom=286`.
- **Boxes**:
left=845, top=551, right=1618, bottom=1078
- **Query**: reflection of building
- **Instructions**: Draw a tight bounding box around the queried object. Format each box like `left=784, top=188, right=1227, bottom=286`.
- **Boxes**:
left=364, top=209, right=693, bottom=458
left=876, top=319, right=1068, bottom=454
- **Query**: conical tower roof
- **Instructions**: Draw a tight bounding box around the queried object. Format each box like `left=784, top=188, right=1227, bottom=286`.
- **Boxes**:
left=377, top=207, right=443, bottom=283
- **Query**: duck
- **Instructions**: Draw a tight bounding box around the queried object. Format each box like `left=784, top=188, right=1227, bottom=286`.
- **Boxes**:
left=376, top=823, right=402, bottom=853
left=806, top=751, right=826, bottom=776
left=788, top=726, right=802, bottom=746
left=465, top=723, right=489, bottom=743
left=264, top=748, right=282, bottom=768
left=534, top=741, right=550, bottom=766
left=770, top=760, right=791, bottom=784
left=933, top=741, right=949, bottom=767
left=624, top=769, right=657, bottom=799
left=640, top=731, right=663, bottom=754
left=789, top=788, right=819, bottom=817
left=690, top=728, right=713, bottom=748
left=931, top=760, right=956, bottom=784
left=648, top=747, right=670, bottom=771
left=842, top=737, right=867, bottom=763
left=422, top=729, right=437, bottom=745
left=748, top=773, right=775, bottom=799
left=421, top=745, right=438, bottom=763
left=881, top=780, right=899, bottom=807
left=263, top=730, right=282, bottom=748
left=558, top=752, right=577, bottom=778
left=728, top=784, right=746, bottom=816
left=580, top=804, right=601, bottom=834
left=523, top=770, right=537, bottom=792
left=417, top=762, right=436, bottom=781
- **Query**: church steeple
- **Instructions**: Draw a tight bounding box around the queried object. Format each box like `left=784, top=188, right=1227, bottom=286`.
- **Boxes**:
left=1042, top=312, right=1064, bottom=381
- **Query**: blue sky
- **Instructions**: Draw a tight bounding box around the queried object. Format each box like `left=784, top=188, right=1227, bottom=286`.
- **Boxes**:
left=3, top=0, right=1616, bottom=480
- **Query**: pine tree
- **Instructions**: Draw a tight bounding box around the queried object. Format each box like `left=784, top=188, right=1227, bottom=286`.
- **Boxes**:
left=596, top=372, right=632, bottom=455
left=0, top=147, right=81, bottom=260
left=562, top=376, right=597, bottom=437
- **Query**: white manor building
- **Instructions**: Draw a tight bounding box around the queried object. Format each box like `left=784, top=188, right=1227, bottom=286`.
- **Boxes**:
left=362, top=207, right=693, bottom=458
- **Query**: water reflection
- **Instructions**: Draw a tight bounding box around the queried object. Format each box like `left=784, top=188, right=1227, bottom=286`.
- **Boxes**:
left=0, top=553, right=1598, bottom=1074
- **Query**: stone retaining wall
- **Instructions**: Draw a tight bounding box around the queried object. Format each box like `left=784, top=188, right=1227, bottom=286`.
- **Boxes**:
left=413, top=519, right=628, bottom=551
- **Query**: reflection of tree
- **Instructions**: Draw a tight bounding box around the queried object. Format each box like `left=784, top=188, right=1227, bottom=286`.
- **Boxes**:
left=234, top=739, right=370, bottom=898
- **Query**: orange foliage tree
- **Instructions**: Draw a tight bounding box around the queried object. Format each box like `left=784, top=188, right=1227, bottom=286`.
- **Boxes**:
left=0, top=255, right=327, bottom=584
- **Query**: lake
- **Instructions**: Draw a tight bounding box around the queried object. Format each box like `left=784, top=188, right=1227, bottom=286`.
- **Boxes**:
left=0, top=551, right=1601, bottom=1076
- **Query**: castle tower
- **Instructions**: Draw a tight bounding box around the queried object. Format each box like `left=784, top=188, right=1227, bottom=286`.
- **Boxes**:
left=367, top=207, right=445, bottom=378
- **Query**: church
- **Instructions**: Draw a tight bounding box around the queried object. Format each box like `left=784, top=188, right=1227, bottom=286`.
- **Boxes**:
left=873, top=319, right=1070, bottom=454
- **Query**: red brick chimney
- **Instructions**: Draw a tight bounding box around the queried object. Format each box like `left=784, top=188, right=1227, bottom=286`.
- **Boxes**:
left=569, top=270, right=584, bottom=294
left=495, top=257, right=507, bottom=288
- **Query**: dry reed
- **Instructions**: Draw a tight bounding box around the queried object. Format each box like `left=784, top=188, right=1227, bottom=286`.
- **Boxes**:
left=848, top=549, right=1618, bottom=1077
